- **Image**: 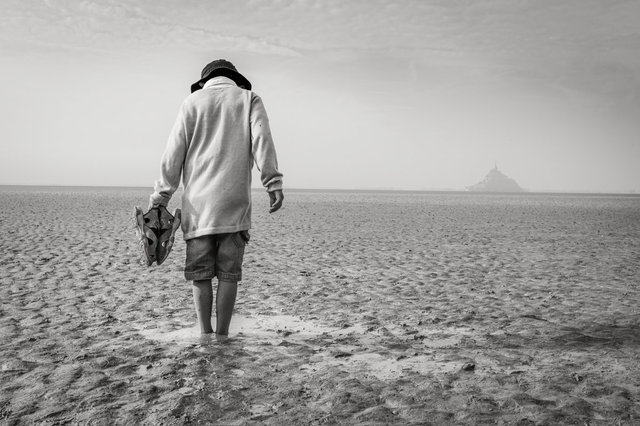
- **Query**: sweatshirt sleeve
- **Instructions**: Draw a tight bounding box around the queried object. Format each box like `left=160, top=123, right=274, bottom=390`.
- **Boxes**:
left=250, top=94, right=283, bottom=192
left=149, top=104, right=188, bottom=207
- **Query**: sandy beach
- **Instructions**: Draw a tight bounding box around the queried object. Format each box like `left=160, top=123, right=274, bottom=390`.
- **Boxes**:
left=1, top=186, right=639, bottom=424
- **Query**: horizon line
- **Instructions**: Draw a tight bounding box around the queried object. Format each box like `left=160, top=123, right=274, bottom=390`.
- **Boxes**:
left=0, top=183, right=637, bottom=197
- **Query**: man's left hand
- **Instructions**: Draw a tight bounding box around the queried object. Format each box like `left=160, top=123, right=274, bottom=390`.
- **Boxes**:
left=269, top=190, right=284, bottom=213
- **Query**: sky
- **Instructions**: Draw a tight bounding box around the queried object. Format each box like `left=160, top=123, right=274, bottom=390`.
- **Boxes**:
left=1, top=0, right=639, bottom=193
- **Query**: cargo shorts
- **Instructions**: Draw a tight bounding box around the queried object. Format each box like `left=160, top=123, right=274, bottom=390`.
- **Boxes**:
left=184, top=231, right=250, bottom=282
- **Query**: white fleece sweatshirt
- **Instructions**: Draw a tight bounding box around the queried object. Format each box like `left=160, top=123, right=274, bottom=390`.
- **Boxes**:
left=149, top=77, right=283, bottom=240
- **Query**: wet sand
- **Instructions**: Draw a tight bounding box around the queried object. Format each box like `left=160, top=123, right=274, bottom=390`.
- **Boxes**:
left=1, top=187, right=639, bottom=424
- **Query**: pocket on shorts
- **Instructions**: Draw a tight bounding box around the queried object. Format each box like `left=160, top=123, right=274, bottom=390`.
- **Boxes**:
left=231, top=231, right=248, bottom=248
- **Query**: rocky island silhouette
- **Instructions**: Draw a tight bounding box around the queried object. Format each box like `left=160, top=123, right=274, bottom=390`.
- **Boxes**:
left=467, top=165, right=525, bottom=192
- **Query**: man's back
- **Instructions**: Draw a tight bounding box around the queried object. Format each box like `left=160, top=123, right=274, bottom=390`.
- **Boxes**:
left=151, top=76, right=282, bottom=240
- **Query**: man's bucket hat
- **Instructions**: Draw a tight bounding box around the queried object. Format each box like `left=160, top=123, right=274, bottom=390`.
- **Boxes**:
left=190, top=59, right=252, bottom=93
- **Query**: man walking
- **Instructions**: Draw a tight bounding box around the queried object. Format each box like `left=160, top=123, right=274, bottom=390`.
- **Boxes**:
left=149, top=59, right=283, bottom=338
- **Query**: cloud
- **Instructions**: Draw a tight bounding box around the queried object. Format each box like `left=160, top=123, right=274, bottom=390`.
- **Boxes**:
left=1, top=0, right=302, bottom=56
left=4, top=0, right=639, bottom=60
left=2, top=0, right=638, bottom=104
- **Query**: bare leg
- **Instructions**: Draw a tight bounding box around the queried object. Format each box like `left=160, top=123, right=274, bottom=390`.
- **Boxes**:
left=216, top=280, right=238, bottom=336
left=192, top=280, right=213, bottom=334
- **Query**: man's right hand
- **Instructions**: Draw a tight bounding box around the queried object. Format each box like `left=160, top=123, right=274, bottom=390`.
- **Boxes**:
left=148, top=199, right=161, bottom=212
left=269, top=190, right=284, bottom=213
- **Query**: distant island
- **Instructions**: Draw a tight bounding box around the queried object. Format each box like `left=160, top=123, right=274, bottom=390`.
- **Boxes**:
left=467, top=165, right=525, bottom=192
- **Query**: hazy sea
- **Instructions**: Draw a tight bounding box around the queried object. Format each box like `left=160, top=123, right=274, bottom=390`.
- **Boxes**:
left=2, top=184, right=639, bottom=202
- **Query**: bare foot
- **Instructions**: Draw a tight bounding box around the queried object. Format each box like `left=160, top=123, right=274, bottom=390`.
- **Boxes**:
left=199, top=333, right=214, bottom=346
left=215, top=334, right=230, bottom=343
